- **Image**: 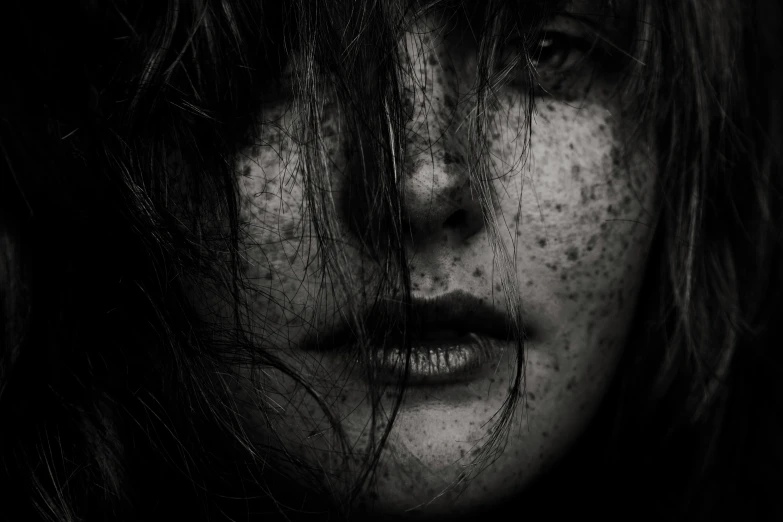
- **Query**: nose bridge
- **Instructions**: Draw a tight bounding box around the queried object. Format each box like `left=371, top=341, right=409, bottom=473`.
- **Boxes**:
left=402, top=21, right=458, bottom=152
left=401, top=19, right=481, bottom=241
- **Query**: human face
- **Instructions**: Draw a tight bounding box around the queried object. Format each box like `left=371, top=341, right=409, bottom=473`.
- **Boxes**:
left=224, top=1, right=655, bottom=518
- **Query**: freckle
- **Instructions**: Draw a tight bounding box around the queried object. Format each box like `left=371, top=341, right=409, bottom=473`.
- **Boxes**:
left=566, top=246, right=579, bottom=261
left=527, top=280, right=534, bottom=287
left=563, top=341, right=570, bottom=351
left=453, top=257, right=461, bottom=262
left=555, top=204, right=562, bottom=212
left=560, top=272, right=567, bottom=281
left=242, top=165, right=252, bottom=177
left=612, top=148, right=621, bottom=166
left=527, top=392, right=536, bottom=401
left=495, top=283, right=502, bottom=292
left=569, top=143, right=574, bottom=150
left=542, top=431, right=549, bottom=438
left=580, top=186, right=591, bottom=204
left=473, top=267, right=483, bottom=277
left=537, top=237, right=547, bottom=247
left=546, top=104, right=555, bottom=111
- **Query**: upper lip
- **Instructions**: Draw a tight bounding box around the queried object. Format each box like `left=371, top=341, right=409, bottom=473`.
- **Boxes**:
left=304, top=290, right=527, bottom=352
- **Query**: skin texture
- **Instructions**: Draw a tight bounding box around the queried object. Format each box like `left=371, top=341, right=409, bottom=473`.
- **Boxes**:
left=212, top=2, right=656, bottom=518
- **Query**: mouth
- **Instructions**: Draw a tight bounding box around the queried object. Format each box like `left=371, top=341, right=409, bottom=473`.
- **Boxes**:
left=305, top=290, right=526, bottom=385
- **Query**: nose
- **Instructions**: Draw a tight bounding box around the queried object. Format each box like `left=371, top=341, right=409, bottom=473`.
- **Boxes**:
left=401, top=20, right=485, bottom=247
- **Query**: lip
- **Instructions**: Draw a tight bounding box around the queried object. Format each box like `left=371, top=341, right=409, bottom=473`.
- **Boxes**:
left=303, top=290, right=526, bottom=385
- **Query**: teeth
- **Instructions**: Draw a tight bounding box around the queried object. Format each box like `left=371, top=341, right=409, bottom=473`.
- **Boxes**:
left=428, top=349, right=441, bottom=374
left=372, top=337, right=496, bottom=381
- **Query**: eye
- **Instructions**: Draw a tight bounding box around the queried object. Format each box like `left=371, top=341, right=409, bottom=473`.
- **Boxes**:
left=497, top=30, right=595, bottom=92
left=497, top=20, right=619, bottom=100
left=528, top=32, right=590, bottom=74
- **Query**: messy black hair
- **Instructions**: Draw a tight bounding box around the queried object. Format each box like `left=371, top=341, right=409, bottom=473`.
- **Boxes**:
left=1, top=0, right=781, bottom=520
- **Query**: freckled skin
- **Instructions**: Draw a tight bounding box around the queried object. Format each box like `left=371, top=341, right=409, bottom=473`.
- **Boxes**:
left=206, top=8, right=656, bottom=520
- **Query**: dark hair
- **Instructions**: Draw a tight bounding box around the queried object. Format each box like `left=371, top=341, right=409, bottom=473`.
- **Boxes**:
left=1, top=0, right=781, bottom=520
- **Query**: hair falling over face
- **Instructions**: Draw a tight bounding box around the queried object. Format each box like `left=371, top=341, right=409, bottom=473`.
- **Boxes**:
left=0, top=0, right=782, bottom=521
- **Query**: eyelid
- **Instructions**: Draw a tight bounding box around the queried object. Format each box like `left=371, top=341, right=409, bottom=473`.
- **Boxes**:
left=547, top=13, right=625, bottom=59
left=544, top=12, right=608, bottom=40
left=529, top=30, right=593, bottom=72
left=496, top=15, right=618, bottom=94
left=530, top=17, right=624, bottom=99
left=535, top=13, right=620, bottom=71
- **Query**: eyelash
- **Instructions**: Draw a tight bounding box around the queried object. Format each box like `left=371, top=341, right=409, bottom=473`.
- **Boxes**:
left=528, top=32, right=593, bottom=74
left=501, top=29, right=611, bottom=97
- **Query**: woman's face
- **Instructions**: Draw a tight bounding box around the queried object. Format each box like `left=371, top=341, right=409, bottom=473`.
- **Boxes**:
left=222, top=1, right=655, bottom=517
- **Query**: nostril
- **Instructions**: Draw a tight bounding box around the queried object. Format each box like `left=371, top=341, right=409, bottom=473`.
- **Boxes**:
left=442, top=207, right=484, bottom=242
left=443, top=209, right=469, bottom=230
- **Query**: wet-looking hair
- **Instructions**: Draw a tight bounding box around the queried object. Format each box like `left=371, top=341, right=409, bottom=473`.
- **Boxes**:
left=1, top=0, right=781, bottom=520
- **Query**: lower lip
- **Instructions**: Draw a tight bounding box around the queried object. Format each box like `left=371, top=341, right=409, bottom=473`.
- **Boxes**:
left=362, top=333, right=509, bottom=385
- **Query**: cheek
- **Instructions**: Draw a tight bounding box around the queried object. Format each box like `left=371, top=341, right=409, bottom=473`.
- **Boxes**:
left=236, top=106, right=314, bottom=332
left=236, top=101, right=364, bottom=342
left=490, top=94, right=657, bottom=399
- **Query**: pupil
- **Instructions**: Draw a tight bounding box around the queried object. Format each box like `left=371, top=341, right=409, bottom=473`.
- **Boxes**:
left=534, top=37, right=565, bottom=69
